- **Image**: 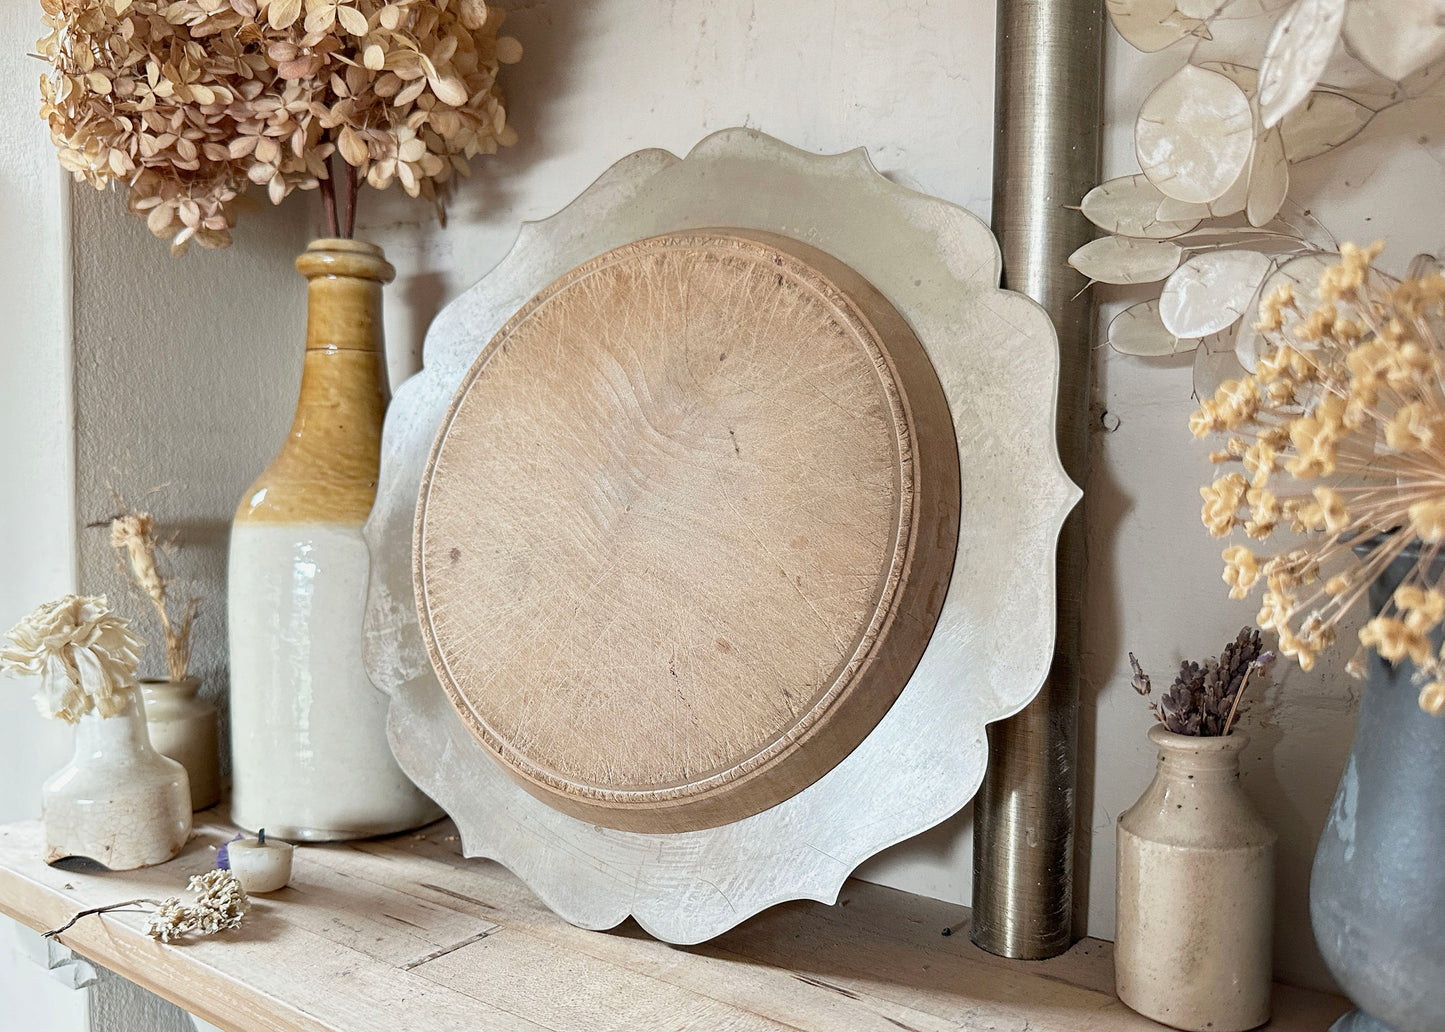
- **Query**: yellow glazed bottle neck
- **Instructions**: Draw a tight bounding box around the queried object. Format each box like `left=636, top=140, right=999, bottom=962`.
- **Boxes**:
left=233, top=240, right=394, bottom=527
left=297, top=239, right=395, bottom=353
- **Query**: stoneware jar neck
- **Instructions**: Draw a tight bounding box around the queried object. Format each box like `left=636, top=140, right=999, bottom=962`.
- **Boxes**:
left=73, top=692, right=158, bottom=759
left=138, top=676, right=199, bottom=701
left=1148, top=723, right=1247, bottom=784
left=297, top=238, right=395, bottom=355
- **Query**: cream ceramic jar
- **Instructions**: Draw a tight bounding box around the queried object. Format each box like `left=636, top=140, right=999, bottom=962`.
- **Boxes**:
left=43, top=692, right=192, bottom=870
left=1115, top=725, right=1276, bottom=1032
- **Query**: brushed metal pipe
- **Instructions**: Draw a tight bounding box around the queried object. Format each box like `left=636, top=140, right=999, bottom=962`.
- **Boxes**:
left=971, top=0, right=1103, bottom=960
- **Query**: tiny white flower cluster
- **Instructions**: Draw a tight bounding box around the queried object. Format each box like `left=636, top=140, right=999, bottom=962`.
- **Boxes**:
left=145, top=870, right=249, bottom=943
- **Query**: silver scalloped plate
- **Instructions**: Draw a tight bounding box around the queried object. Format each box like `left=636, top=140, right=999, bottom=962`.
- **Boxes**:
left=362, top=128, right=1079, bottom=944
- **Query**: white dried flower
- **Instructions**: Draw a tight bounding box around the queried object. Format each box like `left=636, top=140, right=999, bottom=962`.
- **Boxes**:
left=145, top=869, right=249, bottom=943
left=1, top=595, right=145, bottom=724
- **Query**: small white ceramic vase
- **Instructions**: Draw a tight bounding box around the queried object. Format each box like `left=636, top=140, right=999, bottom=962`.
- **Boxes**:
left=43, top=692, right=193, bottom=870
left=1115, top=725, right=1276, bottom=1032
left=140, top=677, right=220, bottom=811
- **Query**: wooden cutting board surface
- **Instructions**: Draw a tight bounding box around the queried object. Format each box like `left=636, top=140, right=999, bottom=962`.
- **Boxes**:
left=414, top=230, right=959, bottom=832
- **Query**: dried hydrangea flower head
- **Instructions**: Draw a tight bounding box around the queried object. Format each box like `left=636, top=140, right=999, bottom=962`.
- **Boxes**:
left=110, top=506, right=200, bottom=682
left=38, top=0, right=521, bottom=255
left=1194, top=243, right=1445, bottom=716
left=0, top=595, right=145, bottom=723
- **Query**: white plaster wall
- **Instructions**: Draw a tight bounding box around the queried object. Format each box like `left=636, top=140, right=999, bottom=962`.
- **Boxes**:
left=5, top=1, right=1443, bottom=1017
left=0, top=919, right=90, bottom=1032
left=0, top=6, right=87, bottom=1030
left=0, top=6, right=76, bottom=826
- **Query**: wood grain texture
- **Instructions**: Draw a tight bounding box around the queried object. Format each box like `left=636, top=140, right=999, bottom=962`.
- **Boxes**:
left=235, top=239, right=394, bottom=528
left=0, top=816, right=1349, bottom=1032
left=363, top=129, right=1082, bottom=942
left=414, top=231, right=959, bottom=833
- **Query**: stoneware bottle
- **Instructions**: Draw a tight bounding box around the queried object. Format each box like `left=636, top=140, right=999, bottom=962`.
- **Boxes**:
left=43, top=692, right=192, bottom=870
left=140, top=676, right=220, bottom=811
left=228, top=238, right=441, bottom=841
left=1115, top=724, right=1276, bottom=1032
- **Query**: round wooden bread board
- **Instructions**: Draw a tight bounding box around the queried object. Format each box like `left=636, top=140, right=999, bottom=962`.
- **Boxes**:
left=414, top=229, right=960, bottom=833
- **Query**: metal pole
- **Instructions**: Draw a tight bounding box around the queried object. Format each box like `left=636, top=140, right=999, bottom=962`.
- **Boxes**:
left=971, top=0, right=1103, bottom=960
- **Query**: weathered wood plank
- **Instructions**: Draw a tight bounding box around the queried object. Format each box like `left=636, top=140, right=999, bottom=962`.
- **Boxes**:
left=0, top=822, right=546, bottom=1032
left=0, top=817, right=1349, bottom=1032
left=310, top=824, right=1353, bottom=1032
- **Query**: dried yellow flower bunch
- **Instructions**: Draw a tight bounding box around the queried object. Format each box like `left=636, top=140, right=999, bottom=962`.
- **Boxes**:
left=38, top=0, right=521, bottom=254
left=1193, top=242, right=1445, bottom=716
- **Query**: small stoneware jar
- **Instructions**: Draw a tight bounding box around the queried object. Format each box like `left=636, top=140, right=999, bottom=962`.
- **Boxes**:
left=43, top=692, right=192, bottom=870
left=141, top=677, right=220, bottom=811
left=1115, top=725, right=1276, bottom=1032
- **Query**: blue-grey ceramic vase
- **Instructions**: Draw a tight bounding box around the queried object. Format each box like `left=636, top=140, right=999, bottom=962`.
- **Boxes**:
left=1310, top=548, right=1445, bottom=1032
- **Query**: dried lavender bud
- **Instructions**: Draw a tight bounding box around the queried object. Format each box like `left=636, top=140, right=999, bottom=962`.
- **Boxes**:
left=1132, top=627, right=1267, bottom=736
left=1129, top=653, right=1152, bottom=697
left=216, top=832, right=244, bottom=871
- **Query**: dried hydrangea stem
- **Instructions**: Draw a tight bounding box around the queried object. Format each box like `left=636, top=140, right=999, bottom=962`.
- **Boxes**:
left=319, top=165, right=339, bottom=240
left=343, top=162, right=358, bottom=240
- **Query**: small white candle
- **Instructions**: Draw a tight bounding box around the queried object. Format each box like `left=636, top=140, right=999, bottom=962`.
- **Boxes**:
left=226, top=830, right=294, bottom=894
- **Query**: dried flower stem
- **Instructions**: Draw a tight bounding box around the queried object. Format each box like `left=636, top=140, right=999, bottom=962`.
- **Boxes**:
left=1221, top=664, right=1256, bottom=738
left=110, top=507, right=199, bottom=682
left=343, top=162, right=358, bottom=240
left=320, top=165, right=339, bottom=240
left=44, top=899, right=161, bottom=939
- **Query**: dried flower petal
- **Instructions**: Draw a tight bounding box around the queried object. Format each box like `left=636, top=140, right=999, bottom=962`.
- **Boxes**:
left=38, top=0, right=519, bottom=254
left=1, top=596, right=144, bottom=724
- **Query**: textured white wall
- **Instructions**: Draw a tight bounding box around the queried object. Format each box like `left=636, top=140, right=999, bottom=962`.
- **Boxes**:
left=6, top=1, right=1443, bottom=1019
left=0, top=6, right=86, bottom=1030
left=0, top=6, right=76, bottom=826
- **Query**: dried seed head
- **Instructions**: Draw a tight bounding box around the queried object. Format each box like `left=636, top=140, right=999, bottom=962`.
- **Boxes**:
left=1195, top=244, right=1445, bottom=716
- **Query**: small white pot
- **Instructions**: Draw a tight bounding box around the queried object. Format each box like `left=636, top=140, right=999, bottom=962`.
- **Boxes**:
left=1115, top=725, right=1276, bottom=1032
left=42, top=692, right=192, bottom=870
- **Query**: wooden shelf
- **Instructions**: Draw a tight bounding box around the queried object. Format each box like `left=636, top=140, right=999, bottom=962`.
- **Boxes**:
left=0, top=814, right=1347, bottom=1032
